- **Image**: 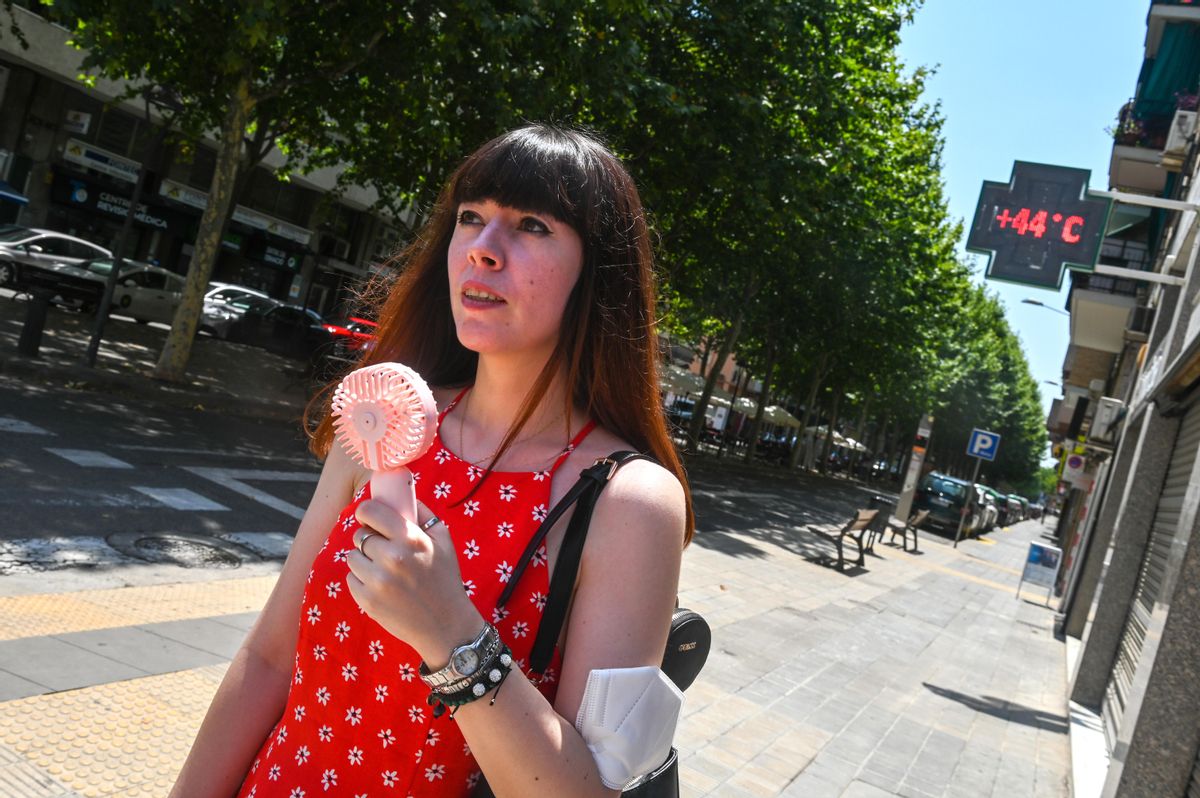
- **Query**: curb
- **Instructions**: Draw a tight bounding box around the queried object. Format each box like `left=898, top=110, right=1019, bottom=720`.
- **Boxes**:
left=0, top=352, right=307, bottom=422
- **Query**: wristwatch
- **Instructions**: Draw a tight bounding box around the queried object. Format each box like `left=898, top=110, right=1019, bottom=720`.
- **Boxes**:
left=420, top=624, right=502, bottom=691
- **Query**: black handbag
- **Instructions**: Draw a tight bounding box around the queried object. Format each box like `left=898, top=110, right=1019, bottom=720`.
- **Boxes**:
left=471, top=451, right=710, bottom=798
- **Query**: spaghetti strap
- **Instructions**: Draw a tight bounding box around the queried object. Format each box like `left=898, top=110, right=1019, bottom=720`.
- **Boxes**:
left=549, top=420, right=597, bottom=474
left=439, top=387, right=471, bottom=424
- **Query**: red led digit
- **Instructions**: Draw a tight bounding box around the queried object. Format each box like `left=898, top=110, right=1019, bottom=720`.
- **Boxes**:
left=1061, top=216, right=1084, bottom=244
left=1011, top=208, right=1030, bottom=235
left=1028, top=210, right=1048, bottom=238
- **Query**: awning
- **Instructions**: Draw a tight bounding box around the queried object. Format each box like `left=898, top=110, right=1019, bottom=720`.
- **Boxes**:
left=0, top=180, right=28, bottom=205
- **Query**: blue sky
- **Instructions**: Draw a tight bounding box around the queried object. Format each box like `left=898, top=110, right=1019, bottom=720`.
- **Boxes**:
left=896, top=0, right=1150, bottom=459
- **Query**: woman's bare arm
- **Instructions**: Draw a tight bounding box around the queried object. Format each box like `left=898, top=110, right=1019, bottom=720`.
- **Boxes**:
left=168, top=444, right=360, bottom=798
left=453, top=459, right=686, bottom=797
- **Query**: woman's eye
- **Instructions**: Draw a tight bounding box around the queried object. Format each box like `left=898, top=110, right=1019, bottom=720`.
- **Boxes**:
left=519, top=217, right=550, bottom=234
left=457, top=209, right=482, bottom=225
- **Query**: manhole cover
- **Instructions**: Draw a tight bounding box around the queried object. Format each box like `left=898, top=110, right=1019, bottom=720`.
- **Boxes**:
left=107, top=532, right=257, bottom=568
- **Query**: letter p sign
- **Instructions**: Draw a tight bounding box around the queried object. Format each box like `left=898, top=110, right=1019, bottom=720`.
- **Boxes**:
left=967, top=429, right=1000, bottom=462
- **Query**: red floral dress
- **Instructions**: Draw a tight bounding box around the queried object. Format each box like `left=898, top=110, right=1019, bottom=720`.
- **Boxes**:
left=238, top=390, right=595, bottom=797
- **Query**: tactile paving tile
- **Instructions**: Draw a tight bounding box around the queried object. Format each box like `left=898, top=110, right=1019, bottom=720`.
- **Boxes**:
left=0, top=578, right=275, bottom=641
left=0, top=665, right=229, bottom=797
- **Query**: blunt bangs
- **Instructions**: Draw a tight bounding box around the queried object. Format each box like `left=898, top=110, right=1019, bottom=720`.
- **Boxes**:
left=450, top=126, right=605, bottom=237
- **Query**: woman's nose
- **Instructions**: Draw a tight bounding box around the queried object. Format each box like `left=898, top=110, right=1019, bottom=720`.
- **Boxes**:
left=468, top=222, right=504, bottom=270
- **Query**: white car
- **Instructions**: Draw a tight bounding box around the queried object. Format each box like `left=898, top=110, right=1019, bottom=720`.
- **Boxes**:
left=199, top=282, right=275, bottom=338
left=0, top=226, right=111, bottom=288
left=77, top=259, right=185, bottom=324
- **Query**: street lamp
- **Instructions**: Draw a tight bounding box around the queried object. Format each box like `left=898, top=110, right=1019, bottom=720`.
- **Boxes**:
left=1021, top=298, right=1070, bottom=317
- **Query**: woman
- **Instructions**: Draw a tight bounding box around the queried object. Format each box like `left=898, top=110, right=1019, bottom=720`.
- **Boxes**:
left=171, top=124, right=693, bottom=797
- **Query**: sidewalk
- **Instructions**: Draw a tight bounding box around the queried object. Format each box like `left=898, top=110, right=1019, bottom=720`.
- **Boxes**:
left=0, top=516, right=1069, bottom=798
left=0, top=289, right=314, bottom=421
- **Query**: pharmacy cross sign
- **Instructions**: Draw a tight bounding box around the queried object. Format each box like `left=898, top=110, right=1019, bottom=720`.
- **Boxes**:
left=966, top=161, right=1112, bottom=290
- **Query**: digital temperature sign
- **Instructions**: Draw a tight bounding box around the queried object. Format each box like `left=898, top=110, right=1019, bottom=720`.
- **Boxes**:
left=966, top=161, right=1112, bottom=290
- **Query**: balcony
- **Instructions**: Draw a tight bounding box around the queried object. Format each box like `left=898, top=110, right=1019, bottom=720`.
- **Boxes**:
left=1148, top=2, right=1200, bottom=60
left=1069, top=271, right=1139, bottom=355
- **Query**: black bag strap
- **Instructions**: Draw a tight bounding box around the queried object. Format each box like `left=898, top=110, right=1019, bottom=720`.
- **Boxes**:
left=495, top=450, right=654, bottom=674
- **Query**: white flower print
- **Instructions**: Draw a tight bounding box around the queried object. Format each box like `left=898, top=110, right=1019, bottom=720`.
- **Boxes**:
left=293, top=667, right=303, bottom=685
left=306, top=605, right=321, bottom=625
left=276, top=725, right=288, bottom=744
left=426, top=728, right=440, bottom=747
left=433, top=481, right=452, bottom=499
left=398, top=663, right=416, bottom=682
left=316, top=687, right=331, bottom=706
left=251, top=759, right=260, bottom=774
left=345, top=706, right=362, bottom=726
left=495, top=561, right=513, bottom=583
left=318, top=725, right=333, bottom=742
left=340, top=513, right=356, bottom=531
left=378, top=729, right=395, bottom=748
left=368, top=640, right=385, bottom=661
left=333, top=548, right=352, bottom=563
left=407, top=705, right=425, bottom=723
left=530, top=591, right=547, bottom=611
left=268, top=764, right=281, bottom=781
left=463, top=742, right=472, bottom=756
left=381, top=770, right=398, bottom=787
left=353, top=485, right=366, bottom=501
left=468, top=771, right=482, bottom=788
left=533, top=469, right=550, bottom=482
left=249, top=786, right=257, bottom=797
left=321, top=769, right=337, bottom=790
left=512, top=620, right=529, bottom=639
left=348, top=746, right=364, bottom=765
left=491, top=606, right=510, bottom=624
left=466, top=464, right=483, bottom=482
left=532, top=545, right=548, bottom=567
left=463, top=579, right=476, bottom=597
left=375, top=684, right=388, bottom=702
left=415, top=749, right=422, bottom=763
left=425, top=764, right=446, bottom=781
left=463, top=539, right=480, bottom=559
left=293, top=705, right=306, bottom=721
left=498, top=484, right=517, bottom=501
left=341, top=664, right=358, bottom=682
left=325, top=581, right=342, bottom=598
left=532, top=503, right=548, bottom=522
left=295, top=745, right=311, bottom=765
left=496, top=521, right=514, bottom=539
left=312, top=645, right=327, bottom=661
left=411, top=470, right=421, bottom=483
left=289, top=788, right=305, bottom=798
left=334, top=621, right=351, bottom=641
left=434, top=447, right=451, bottom=464
left=463, top=499, right=481, bottom=517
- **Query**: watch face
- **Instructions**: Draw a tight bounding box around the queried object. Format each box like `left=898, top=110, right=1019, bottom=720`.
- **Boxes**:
left=452, top=648, right=480, bottom=677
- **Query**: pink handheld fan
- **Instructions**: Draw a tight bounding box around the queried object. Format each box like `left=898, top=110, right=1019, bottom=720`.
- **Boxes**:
left=331, top=362, right=438, bottom=522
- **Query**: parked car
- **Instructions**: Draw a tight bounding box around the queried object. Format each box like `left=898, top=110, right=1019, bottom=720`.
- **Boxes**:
left=321, top=315, right=378, bottom=357
left=226, top=301, right=335, bottom=366
left=974, top=484, right=998, bottom=533
left=914, top=473, right=985, bottom=535
left=1006, top=495, right=1026, bottom=524
left=0, top=226, right=111, bottom=292
left=79, top=260, right=186, bottom=324
left=199, top=285, right=275, bottom=339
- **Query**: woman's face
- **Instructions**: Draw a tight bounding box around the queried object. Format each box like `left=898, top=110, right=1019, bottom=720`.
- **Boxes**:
left=447, top=199, right=584, bottom=361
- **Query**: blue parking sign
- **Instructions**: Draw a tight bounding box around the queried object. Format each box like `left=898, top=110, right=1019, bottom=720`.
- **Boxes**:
left=967, top=428, right=1001, bottom=461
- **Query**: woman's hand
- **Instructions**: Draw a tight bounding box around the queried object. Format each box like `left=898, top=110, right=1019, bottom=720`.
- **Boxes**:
left=345, top=498, right=484, bottom=666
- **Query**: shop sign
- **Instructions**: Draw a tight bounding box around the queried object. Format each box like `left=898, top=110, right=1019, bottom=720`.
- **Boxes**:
left=53, top=174, right=188, bottom=235
left=159, top=178, right=313, bottom=246
left=63, top=138, right=139, bottom=184
left=63, top=111, right=92, bottom=135
left=967, top=161, right=1111, bottom=290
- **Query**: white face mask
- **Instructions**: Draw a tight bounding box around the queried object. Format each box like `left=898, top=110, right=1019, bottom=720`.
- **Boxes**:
left=574, top=666, right=685, bottom=790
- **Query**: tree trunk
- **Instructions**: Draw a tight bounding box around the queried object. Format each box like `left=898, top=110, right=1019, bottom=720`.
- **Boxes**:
left=744, top=335, right=778, bottom=463
left=789, top=351, right=830, bottom=469
left=849, top=396, right=870, bottom=477
left=686, top=278, right=757, bottom=450
left=819, top=388, right=842, bottom=473
left=717, top=367, right=752, bottom=459
left=154, top=75, right=254, bottom=382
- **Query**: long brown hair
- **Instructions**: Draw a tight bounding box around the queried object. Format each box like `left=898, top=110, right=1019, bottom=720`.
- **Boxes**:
left=308, top=124, right=694, bottom=543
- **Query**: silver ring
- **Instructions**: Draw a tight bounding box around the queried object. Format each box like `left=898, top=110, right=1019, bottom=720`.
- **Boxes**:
left=357, top=531, right=378, bottom=557
left=421, top=516, right=441, bottom=532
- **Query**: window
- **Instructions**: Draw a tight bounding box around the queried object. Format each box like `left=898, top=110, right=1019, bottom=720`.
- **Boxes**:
left=32, top=236, right=75, bottom=257
left=126, top=270, right=165, bottom=290
left=165, top=275, right=185, bottom=293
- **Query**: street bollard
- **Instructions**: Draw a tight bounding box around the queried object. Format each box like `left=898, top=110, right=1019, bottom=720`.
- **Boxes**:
left=17, top=288, right=54, bottom=357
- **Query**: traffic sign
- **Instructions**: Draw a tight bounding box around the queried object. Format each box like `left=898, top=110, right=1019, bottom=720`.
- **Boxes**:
left=966, top=161, right=1111, bottom=290
left=967, top=429, right=1001, bottom=461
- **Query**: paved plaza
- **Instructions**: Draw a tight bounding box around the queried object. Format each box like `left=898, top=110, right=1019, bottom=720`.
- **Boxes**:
left=0, top=508, right=1068, bottom=797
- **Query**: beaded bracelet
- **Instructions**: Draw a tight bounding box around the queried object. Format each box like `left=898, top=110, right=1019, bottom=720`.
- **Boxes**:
left=427, top=644, right=514, bottom=718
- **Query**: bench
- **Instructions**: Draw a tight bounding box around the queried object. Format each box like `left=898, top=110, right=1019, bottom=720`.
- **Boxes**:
left=808, top=509, right=878, bottom=571
left=887, top=509, right=929, bottom=553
